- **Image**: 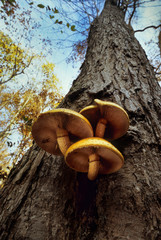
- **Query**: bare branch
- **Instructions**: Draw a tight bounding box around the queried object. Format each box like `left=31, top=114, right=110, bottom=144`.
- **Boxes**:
left=134, top=24, right=161, bottom=33
left=128, top=0, right=137, bottom=26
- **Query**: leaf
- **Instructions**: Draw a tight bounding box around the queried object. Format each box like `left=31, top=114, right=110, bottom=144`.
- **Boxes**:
left=37, top=4, right=45, bottom=9
left=71, top=25, right=76, bottom=31
left=49, top=15, right=54, bottom=19
left=7, top=141, right=13, bottom=147
left=55, top=20, right=63, bottom=24
left=47, top=5, right=51, bottom=11
left=22, top=116, right=29, bottom=122
left=7, top=0, right=16, bottom=7
left=53, top=7, right=59, bottom=13
left=66, top=23, right=70, bottom=28
left=7, top=9, right=14, bottom=16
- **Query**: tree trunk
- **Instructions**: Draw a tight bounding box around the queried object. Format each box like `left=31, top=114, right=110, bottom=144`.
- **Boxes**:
left=0, top=1, right=161, bottom=240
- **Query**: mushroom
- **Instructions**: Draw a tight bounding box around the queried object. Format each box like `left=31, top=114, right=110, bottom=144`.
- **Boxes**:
left=80, top=99, right=129, bottom=140
left=65, top=137, right=124, bottom=180
left=32, top=109, right=93, bottom=155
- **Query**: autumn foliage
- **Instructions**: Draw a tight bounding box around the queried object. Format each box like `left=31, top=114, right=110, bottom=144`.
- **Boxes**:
left=0, top=31, right=62, bottom=185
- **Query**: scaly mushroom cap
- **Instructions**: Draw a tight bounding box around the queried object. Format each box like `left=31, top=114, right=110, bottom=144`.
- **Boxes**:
left=65, top=137, right=124, bottom=175
left=32, top=109, right=93, bottom=155
left=80, top=100, right=129, bottom=140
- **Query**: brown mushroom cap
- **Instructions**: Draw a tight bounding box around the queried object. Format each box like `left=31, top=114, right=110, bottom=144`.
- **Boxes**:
left=65, top=137, right=124, bottom=175
left=32, top=108, right=93, bottom=155
left=80, top=100, right=129, bottom=140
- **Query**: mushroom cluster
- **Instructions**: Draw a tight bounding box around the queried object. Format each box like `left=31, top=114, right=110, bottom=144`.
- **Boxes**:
left=32, top=109, right=93, bottom=155
left=32, top=99, right=129, bottom=180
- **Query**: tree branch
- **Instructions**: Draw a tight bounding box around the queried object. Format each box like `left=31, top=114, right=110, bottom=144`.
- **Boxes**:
left=128, top=0, right=137, bottom=26
left=134, top=24, right=161, bottom=33
left=105, top=0, right=118, bottom=6
left=0, top=56, right=34, bottom=85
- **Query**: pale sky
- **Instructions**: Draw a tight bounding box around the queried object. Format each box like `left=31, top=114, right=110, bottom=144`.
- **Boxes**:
left=134, top=0, right=161, bottom=60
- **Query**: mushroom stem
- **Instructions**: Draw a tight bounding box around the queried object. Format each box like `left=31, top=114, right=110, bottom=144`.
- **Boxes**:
left=88, top=153, right=100, bottom=180
left=95, top=118, right=107, bottom=138
left=56, top=128, right=71, bottom=155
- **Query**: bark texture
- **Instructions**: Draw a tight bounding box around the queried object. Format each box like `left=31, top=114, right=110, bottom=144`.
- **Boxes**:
left=0, top=2, right=161, bottom=240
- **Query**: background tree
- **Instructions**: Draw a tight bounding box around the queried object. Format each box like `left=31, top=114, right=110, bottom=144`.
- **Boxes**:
left=0, top=32, right=62, bottom=185
left=0, top=31, right=34, bottom=85
left=0, top=0, right=160, bottom=239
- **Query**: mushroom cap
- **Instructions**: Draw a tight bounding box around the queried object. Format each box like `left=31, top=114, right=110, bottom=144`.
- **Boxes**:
left=32, top=108, right=94, bottom=155
left=80, top=100, right=129, bottom=140
left=65, top=137, right=124, bottom=174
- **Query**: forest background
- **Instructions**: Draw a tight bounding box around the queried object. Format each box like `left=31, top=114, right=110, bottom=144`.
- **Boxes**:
left=0, top=0, right=161, bottom=185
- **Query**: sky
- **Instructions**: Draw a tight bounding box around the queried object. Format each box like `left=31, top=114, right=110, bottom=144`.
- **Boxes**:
left=134, top=0, right=161, bottom=62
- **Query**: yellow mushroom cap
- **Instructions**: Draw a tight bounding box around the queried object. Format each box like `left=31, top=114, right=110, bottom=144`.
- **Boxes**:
left=32, top=108, right=94, bottom=155
left=65, top=137, right=124, bottom=174
left=80, top=100, right=129, bottom=140
left=80, top=105, right=100, bottom=129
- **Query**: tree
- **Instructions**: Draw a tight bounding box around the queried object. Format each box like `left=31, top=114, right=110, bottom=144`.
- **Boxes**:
left=0, top=0, right=161, bottom=239
left=0, top=32, right=62, bottom=184
left=0, top=31, right=34, bottom=85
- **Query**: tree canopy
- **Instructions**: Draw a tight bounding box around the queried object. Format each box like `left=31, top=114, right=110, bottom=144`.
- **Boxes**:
left=0, top=31, right=62, bottom=185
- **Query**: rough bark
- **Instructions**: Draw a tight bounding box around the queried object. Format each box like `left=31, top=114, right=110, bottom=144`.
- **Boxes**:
left=0, top=1, right=161, bottom=240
